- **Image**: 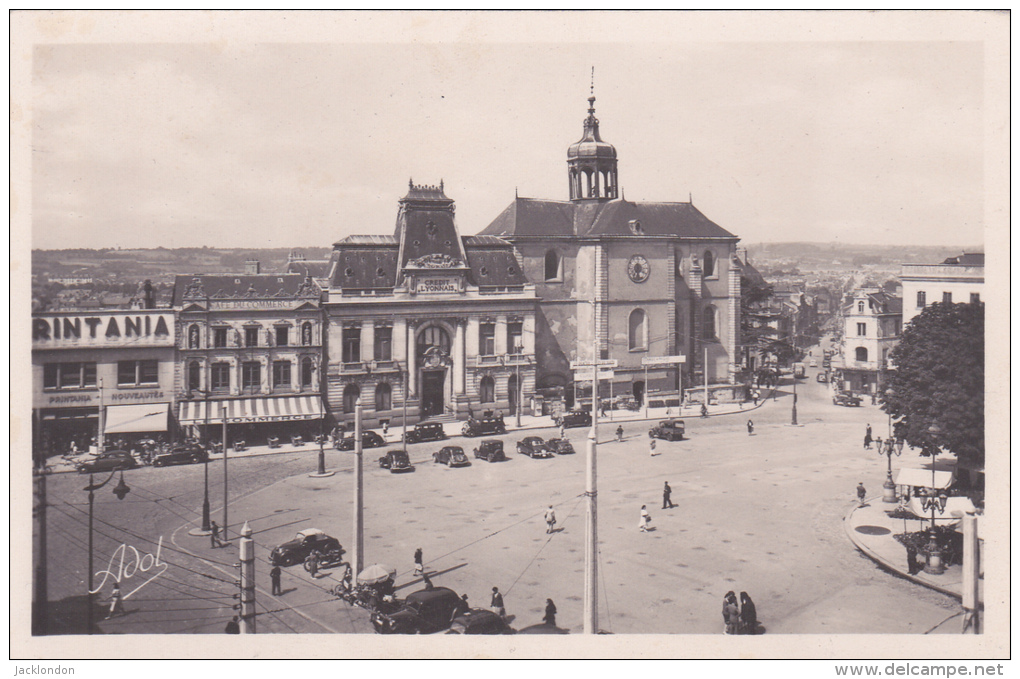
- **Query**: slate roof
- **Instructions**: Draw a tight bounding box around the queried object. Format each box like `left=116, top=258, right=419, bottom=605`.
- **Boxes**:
left=331, top=247, right=400, bottom=290
left=479, top=197, right=737, bottom=240
left=463, top=246, right=527, bottom=288
left=942, top=252, right=985, bottom=267
left=172, top=274, right=320, bottom=304
left=284, top=260, right=332, bottom=279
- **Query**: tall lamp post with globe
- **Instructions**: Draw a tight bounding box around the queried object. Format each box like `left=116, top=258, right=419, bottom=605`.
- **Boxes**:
left=880, top=387, right=904, bottom=503
left=920, top=422, right=948, bottom=575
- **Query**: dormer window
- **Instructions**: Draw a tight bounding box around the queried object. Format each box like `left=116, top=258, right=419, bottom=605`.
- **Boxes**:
left=376, top=267, right=386, bottom=277
left=479, top=266, right=489, bottom=277
left=628, top=219, right=643, bottom=235
left=345, top=267, right=354, bottom=277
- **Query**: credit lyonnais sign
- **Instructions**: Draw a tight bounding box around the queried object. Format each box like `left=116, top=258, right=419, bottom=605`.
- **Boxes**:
left=33, top=312, right=175, bottom=348
left=415, top=277, right=462, bottom=294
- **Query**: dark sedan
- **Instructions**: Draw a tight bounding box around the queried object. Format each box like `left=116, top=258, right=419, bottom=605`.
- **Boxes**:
left=517, top=436, right=553, bottom=459
left=76, top=450, right=138, bottom=474
left=152, top=443, right=209, bottom=467
left=379, top=449, right=416, bottom=473
left=433, top=446, right=471, bottom=467
left=545, top=438, right=575, bottom=455
left=447, top=609, right=514, bottom=635
left=269, top=528, right=343, bottom=567
left=337, top=431, right=386, bottom=451
left=555, top=410, right=592, bottom=429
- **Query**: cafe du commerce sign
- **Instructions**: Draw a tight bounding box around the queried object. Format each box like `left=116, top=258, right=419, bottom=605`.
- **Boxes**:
left=33, top=311, right=175, bottom=349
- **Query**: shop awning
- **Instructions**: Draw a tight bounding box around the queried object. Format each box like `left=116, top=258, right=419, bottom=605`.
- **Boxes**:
left=105, top=403, right=170, bottom=434
left=179, top=396, right=324, bottom=425
left=895, top=467, right=955, bottom=489
left=906, top=496, right=976, bottom=523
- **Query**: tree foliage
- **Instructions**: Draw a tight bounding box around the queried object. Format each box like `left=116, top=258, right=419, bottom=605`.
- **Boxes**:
left=882, top=302, right=984, bottom=465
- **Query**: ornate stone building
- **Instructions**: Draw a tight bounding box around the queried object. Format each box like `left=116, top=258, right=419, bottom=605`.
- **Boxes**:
left=323, top=182, right=537, bottom=428
left=171, top=269, right=327, bottom=443
left=480, top=93, right=742, bottom=406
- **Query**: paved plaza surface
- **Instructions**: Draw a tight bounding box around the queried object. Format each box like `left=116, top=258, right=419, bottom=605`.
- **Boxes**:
left=41, top=358, right=967, bottom=636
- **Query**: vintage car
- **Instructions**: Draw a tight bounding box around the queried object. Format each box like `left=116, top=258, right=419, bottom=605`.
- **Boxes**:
left=433, top=446, right=471, bottom=467
left=545, top=438, right=575, bottom=455
left=371, top=586, right=468, bottom=635
left=473, top=439, right=507, bottom=463
left=403, top=422, right=447, bottom=444
left=378, top=449, right=415, bottom=472
left=555, top=410, right=592, bottom=429
left=446, top=609, right=515, bottom=635
left=269, top=528, right=343, bottom=567
left=76, top=450, right=138, bottom=474
left=649, top=419, right=686, bottom=441
left=517, top=436, right=553, bottom=459
left=337, top=430, right=386, bottom=451
left=461, top=415, right=506, bottom=437
left=816, top=372, right=828, bottom=383
left=152, top=443, right=209, bottom=467
left=833, top=392, right=863, bottom=407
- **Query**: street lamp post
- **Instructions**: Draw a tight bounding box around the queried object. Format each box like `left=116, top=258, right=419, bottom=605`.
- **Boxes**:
left=86, top=471, right=131, bottom=634
left=880, top=437, right=904, bottom=503
left=921, top=423, right=946, bottom=575
left=791, top=369, right=798, bottom=426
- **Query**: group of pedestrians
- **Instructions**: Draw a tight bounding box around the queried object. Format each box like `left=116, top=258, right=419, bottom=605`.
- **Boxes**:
left=722, top=591, right=759, bottom=635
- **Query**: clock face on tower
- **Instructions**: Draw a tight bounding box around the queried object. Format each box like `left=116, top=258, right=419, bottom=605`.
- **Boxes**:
left=627, top=255, right=650, bottom=283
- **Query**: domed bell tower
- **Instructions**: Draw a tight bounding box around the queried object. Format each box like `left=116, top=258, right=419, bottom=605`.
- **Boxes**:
left=567, top=87, right=618, bottom=201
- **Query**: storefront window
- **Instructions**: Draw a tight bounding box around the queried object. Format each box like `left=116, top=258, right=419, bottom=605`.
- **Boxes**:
left=273, top=361, right=291, bottom=389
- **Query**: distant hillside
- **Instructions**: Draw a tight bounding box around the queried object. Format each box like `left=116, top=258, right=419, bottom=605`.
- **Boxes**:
left=744, top=242, right=980, bottom=267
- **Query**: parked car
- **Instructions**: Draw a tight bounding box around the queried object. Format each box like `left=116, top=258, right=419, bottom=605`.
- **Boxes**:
left=555, top=410, right=592, bottom=429
left=461, top=415, right=506, bottom=437
left=649, top=419, right=686, bottom=441
left=517, top=436, right=553, bottom=459
left=337, top=430, right=386, bottom=451
left=152, top=443, right=209, bottom=467
left=473, top=439, right=507, bottom=462
left=816, top=372, right=828, bottom=383
left=447, top=609, right=515, bottom=635
left=76, top=450, right=138, bottom=474
left=433, top=446, right=470, bottom=467
left=833, top=392, right=863, bottom=407
left=545, top=438, right=575, bottom=455
left=371, top=586, right=468, bottom=635
left=809, top=358, right=818, bottom=368
left=793, top=362, right=807, bottom=379
left=269, top=528, right=343, bottom=567
left=403, top=421, right=447, bottom=444
left=378, top=449, right=416, bottom=473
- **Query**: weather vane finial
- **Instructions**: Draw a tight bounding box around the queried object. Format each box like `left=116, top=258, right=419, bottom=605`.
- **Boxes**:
left=591, top=66, right=595, bottom=97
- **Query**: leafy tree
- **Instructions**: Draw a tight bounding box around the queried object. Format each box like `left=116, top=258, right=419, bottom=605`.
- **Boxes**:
left=740, top=271, right=776, bottom=367
left=882, top=302, right=984, bottom=466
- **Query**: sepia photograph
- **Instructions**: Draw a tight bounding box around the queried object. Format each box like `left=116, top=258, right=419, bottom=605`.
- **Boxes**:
left=10, top=10, right=1010, bottom=665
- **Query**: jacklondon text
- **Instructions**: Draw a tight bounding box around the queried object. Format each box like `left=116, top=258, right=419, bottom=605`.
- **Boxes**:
left=14, top=667, right=74, bottom=675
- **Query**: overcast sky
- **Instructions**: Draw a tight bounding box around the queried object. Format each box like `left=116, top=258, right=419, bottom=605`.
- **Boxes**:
left=27, top=13, right=1000, bottom=251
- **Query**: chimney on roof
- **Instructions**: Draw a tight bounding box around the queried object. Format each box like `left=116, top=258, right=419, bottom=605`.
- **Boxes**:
left=245, top=259, right=261, bottom=275
left=142, top=279, right=154, bottom=309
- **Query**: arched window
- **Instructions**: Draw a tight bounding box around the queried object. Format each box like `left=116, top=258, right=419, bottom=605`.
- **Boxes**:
left=301, top=357, right=314, bottom=388
left=343, top=383, right=361, bottom=414
left=858, top=301, right=865, bottom=313
left=479, top=375, right=495, bottom=404
left=703, top=306, right=717, bottom=340
left=417, top=325, right=451, bottom=362
left=855, top=347, right=868, bottom=362
left=544, top=250, right=562, bottom=282
left=188, top=324, right=201, bottom=349
left=629, top=308, right=647, bottom=351
left=375, top=382, right=392, bottom=412
left=188, top=361, right=201, bottom=391
left=703, top=250, right=715, bottom=278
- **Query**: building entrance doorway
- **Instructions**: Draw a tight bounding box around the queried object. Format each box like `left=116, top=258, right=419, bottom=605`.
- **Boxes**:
left=421, top=370, right=446, bottom=417
left=632, top=380, right=645, bottom=406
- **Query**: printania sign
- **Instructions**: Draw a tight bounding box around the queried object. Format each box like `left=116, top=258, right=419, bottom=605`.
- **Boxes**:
left=33, top=312, right=175, bottom=347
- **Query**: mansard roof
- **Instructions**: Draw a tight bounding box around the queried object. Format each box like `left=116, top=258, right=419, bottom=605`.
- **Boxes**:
left=172, top=273, right=320, bottom=304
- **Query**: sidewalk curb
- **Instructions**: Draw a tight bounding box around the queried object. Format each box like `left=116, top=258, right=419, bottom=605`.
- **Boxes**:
left=842, top=500, right=963, bottom=601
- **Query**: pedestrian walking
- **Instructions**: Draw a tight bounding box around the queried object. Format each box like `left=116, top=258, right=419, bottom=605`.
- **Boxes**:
left=906, top=542, right=920, bottom=575
left=491, top=586, right=506, bottom=620
left=422, top=572, right=435, bottom=590
left=662, top=482, right=675, bottom=509
left=864, top=424, right=873, bottom=449
left=747, top=419, right=754, bottom=436
left=543, top=599, right=557, bottom=626
left=382, top=421, right=389, bottom=437
left=306, top=551, right=319, bottom=579
left=413, top=547, right=424, bottom=576
left=639, top=505, right=652, bottom=532
left=752, top=390, right=758, bottom=406
left=856, top=482, right=867, bottom=507
left=701, top=403, right=709, bottom=418
left=723, top=591, right=740, bottom=634
left=544, top=506, right=557, bottom=534
left=649, top=438, right=658, bottom=456
left=739, top=592, right=758, bottom=635
left=270, top=564, right=282, bottom=595
left=224, top=615, right=240, bottom=634
left=106, top=581, right=124, bottom=619
left=210, top=521, right=221, bottom=549
left=616, top=425, right=624, bottom=442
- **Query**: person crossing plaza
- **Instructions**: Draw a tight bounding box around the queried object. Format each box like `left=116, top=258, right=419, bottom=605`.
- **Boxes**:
left=662, top=482, right=676, bottom=509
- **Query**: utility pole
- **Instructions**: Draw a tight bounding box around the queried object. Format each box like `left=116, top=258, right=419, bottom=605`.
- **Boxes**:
left=961, top=511, right=980, bottom=633
left=97, top=378, right=105, bottom=453
left=32, top=448, right=48, bottom=636
left=239, top=521, right=255, bottom=634
left=222, top=417, right=229, bottom=544
left=352, top=397, right=365, bottom=583
left=584, top=280, right=599, bottom=635
left=703, top=344, right=709, bottom=408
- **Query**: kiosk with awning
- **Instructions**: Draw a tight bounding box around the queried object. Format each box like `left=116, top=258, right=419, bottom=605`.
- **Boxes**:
left=895, top=467, right=955, bottom=490
left=104, top=403, right=171, bottom=434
